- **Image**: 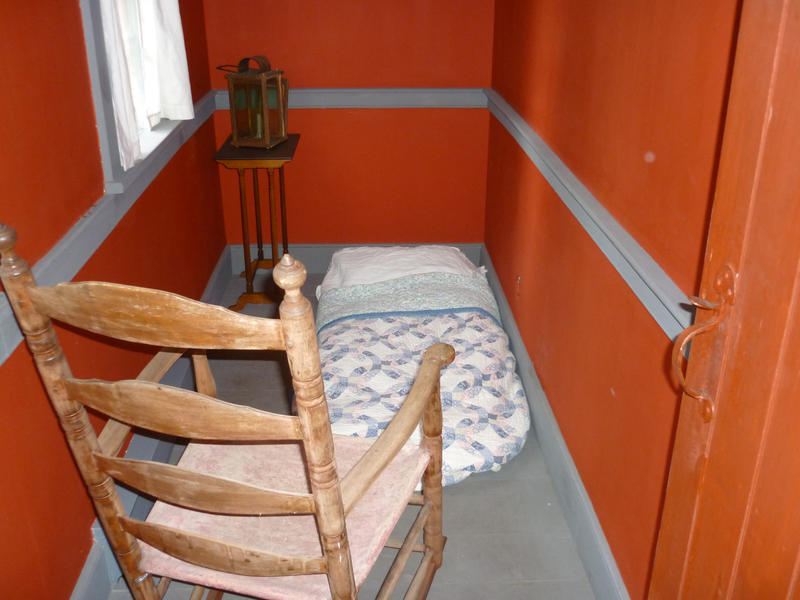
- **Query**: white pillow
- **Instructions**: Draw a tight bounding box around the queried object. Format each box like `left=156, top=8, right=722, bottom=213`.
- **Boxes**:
left=317, top=245, right=484, bottom=298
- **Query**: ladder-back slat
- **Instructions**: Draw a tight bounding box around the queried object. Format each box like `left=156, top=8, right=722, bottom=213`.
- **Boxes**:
left=97, top=348, right=186, bottom=456
left=28, top=282, right=285, bottom=350
left=94, top=454, right=315, bottom=516
left=66, top=379, right=303, bottom=441
left=119, top=517, right=328, bottom=577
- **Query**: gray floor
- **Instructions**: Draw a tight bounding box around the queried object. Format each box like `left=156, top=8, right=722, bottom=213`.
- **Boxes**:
left=112, top=270, right=594, bottom=600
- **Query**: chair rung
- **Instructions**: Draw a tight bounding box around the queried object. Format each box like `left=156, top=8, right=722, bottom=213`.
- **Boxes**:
left=409, top=492, right=425, bottom=505
left=377, top=502, right=431, bottom=600
left=385, top=537, right=425, bottom=552
left=404, top=549, right=436, bottom=599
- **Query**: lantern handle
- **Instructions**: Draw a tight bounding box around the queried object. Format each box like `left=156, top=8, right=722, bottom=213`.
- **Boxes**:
left=238, top=55, right=271, bottom=72
left=216, top=56, right=272, bottom=74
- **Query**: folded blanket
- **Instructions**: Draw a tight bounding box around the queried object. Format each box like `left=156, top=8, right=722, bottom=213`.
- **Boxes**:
left=316, top=272, right=501, bottom=332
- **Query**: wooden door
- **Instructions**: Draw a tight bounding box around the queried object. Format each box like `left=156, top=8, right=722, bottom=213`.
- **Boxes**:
left=649, top=0, right=800, bottom=597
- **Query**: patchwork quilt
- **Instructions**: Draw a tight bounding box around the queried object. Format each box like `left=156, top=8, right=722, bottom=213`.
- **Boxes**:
left=317, top=272, right=530, bottom=485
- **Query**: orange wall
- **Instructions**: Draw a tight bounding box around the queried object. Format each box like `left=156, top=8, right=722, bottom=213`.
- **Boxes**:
left=492, top=0, right=736, bottom=293
left=182, top=0, right=213, bottom=103
left=0, top=1, right=224, bottom=596
left=486, top=1, right=738, bottom=598
left=212, top=109, right=489, bottom=245
left=0, top=2, right=104, bottom=264
left=203, top=0, right=493, bottom=246
left=0, top=5, right=106, bottom=594
left=202, top=0, right=493, bottom=88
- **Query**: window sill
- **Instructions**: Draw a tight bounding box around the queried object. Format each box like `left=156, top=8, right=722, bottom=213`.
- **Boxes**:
left=105, top=94, right=215, bottom=195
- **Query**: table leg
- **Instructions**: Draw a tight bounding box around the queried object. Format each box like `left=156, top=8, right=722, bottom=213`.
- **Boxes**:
left=252, top=169, right=265, bottom=262
left=238, top=169, right=254, bottom=295
left=268, top=168, right=279, bottom=265
left=279, top=166, right=288, bottom=255
left=230, top=168, right=275, bottom=311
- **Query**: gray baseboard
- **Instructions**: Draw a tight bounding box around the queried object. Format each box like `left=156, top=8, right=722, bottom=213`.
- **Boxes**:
left=480, top=247, right=629, bottom=600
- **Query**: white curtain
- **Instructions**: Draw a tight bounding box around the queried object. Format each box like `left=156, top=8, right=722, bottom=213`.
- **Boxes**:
left=100, top=0, right=194, bottom=170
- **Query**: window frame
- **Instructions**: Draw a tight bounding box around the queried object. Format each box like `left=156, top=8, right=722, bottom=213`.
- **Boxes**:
left=79, top=0, right=199, bottom=194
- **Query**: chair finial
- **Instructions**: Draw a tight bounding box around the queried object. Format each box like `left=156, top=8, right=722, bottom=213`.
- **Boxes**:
left=0, top=224, right=27, bottom=278
left=273, top=253, right=307, bottom=293
left=0, top=224, right=17, bottom=256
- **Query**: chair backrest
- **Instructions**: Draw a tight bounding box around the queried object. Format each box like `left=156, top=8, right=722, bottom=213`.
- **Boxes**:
left=0, top=224, right=356, bottom=599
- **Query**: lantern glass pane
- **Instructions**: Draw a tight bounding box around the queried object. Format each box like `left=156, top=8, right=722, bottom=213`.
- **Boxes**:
left=233, top=82, right=264, bottom=142
left=263, top=80, right=275, bottom=139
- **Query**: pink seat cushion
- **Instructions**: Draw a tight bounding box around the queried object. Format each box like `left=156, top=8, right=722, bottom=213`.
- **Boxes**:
left=138, top=435, right=430, bottom=599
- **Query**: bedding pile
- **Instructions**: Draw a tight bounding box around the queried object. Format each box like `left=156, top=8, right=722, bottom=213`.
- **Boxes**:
left=316, top=246, right=530, bottom=485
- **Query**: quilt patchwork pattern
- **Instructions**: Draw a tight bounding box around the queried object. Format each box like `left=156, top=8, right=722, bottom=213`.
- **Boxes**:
left=318, top=304, right=530, bottom=485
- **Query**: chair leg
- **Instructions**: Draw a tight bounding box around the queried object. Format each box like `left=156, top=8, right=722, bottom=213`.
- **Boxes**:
left=422, top=480, right=445, bottom=569
left=189, top=586, right=206, bottom=600
left=155, top=576, right=171, bottom=597
left=421, top=392, right=446, bottom=569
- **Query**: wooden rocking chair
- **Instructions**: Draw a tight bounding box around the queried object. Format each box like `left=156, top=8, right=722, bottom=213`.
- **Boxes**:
left=0, top=224, right=453, bottom=600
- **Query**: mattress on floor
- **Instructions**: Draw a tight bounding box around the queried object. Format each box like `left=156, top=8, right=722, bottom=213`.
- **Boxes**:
left=316, top=247, right=530, bottom=485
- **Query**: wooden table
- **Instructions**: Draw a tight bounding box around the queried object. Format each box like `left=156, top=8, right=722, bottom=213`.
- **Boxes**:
left=215, top=134, right=300, bottom=311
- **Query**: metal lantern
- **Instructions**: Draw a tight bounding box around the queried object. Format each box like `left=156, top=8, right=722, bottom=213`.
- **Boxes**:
left=221, top=56, right=288, bottom=149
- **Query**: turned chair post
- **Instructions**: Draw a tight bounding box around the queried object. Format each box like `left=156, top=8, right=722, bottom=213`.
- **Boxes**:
left=273, top=254, right=357, bottom=599
left=0, top=224, right=159, bottom=599
left=422, top=375, right=446, bottom=569
left=421, top=345, right=452, bottom=577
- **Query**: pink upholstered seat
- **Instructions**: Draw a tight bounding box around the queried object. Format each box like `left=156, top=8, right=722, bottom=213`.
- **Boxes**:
left=140, top=436, right=430, bottom=599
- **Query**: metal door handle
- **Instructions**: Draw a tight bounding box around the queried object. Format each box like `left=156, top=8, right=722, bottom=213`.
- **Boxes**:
left=671, top=296, right=720, bottom=421
left=671, top=265, right=736, bottom=422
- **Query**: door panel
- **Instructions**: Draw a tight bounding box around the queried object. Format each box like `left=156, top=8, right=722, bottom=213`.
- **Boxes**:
left=650, top=0, right=800, bottom=597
